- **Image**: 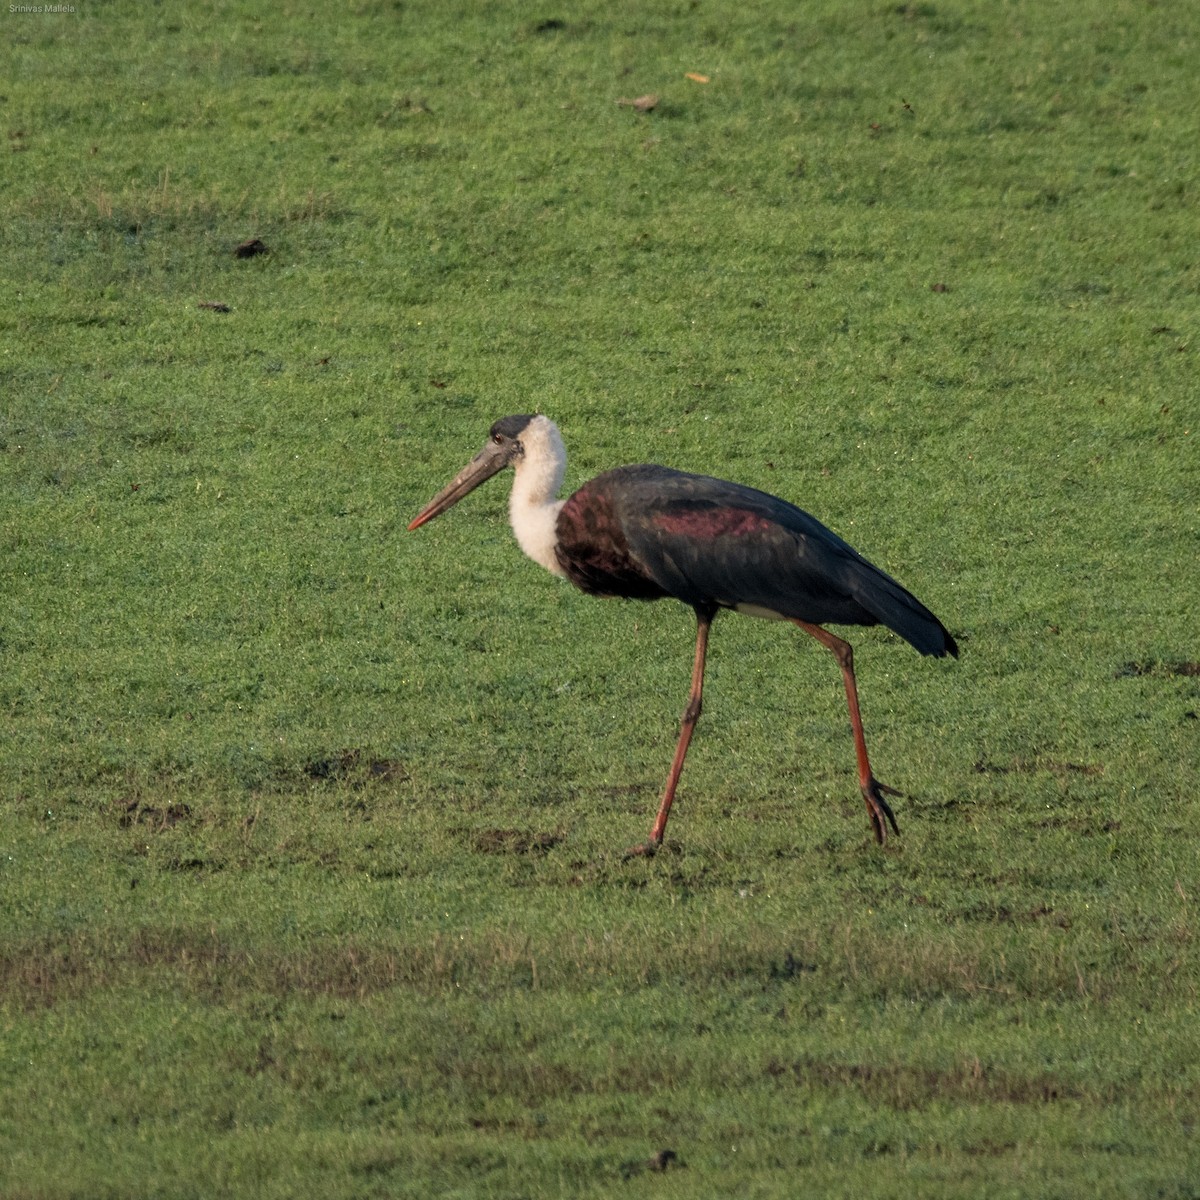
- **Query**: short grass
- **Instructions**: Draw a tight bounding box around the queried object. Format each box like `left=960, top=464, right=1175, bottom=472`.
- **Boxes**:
left=2, top=1, right=1198, bottom=1195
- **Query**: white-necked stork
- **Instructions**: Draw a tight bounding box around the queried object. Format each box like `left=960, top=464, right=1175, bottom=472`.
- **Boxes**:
left=409, top=414, right=957, bottom=854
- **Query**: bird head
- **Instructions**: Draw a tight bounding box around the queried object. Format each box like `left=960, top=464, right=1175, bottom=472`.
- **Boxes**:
left=407, top=414, right=538, bottom=531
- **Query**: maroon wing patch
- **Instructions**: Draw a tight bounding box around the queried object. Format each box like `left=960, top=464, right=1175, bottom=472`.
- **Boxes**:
left=652, top=506, right=772, bottom=538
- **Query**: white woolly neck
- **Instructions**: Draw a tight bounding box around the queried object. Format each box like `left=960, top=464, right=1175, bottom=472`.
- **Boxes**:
left=508, top=415, right=569, bottom=578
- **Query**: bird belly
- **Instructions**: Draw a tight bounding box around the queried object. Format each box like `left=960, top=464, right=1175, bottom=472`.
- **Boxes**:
left=733, top=602, right=789, bottom=622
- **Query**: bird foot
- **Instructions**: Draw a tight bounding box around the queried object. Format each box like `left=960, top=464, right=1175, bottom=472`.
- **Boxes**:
left=622, top=838, right=682, bottom=860
left=862, top=778, right=903, bottom=844
left=622, top=838, right=661, bottom=860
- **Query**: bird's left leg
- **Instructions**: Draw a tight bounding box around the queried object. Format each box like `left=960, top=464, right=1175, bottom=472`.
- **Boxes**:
left=791, top=621, right=901, bottom=845
left=626, top=605, right=715, bottom=857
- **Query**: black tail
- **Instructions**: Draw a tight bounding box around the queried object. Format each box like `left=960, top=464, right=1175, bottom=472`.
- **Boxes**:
left=852, top=569, right=958, bottom=658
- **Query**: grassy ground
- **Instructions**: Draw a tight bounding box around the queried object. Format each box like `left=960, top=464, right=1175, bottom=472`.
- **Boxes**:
left=2, top=0, right=1198, bottom=1195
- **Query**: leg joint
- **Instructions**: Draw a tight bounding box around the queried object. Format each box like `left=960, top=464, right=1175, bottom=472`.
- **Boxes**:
left=792, top=619, right=853, bottom=669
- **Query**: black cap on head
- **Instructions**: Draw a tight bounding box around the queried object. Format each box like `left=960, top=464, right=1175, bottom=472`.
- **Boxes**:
left=489, top=414, right=537, bottom=441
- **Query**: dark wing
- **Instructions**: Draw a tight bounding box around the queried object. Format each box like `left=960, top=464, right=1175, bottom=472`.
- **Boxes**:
left=605, top=465, right=956, bottom=658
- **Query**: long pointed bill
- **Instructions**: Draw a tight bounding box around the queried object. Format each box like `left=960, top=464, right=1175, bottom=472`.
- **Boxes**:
left=407, top=440, right=511, bottom=531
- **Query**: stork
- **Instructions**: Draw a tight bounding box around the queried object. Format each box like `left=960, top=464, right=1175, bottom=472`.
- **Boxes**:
left=408, top=414, right=957, bottom=854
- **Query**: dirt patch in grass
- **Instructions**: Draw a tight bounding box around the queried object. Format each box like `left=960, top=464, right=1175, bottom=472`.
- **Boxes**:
left=972, top=757, right=1103, bottom=777
left=0, top=929, right=451, bottom=1011
left=470, top=828, right=564, bottom=856
left=303, top=749, right=408, bottom=784
left=117, top=800, right=193, bottom=829
left=1117, top=661, right=1200, bottom=679
left=765, top=1055, right=1086, bottom=1109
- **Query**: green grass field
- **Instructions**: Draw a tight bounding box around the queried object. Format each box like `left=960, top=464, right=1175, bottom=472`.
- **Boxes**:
left=2, top=1, right=1198, bottom=1195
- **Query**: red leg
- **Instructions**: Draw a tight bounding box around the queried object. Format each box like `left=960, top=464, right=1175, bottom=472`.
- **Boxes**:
left=791, top=621, right=901, bottom=844
left=626, top=607, right=714, bottom=857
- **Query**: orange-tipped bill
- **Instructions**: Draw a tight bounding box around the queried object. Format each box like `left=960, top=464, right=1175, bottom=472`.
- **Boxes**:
left=407, top=440, right=512, bottom=531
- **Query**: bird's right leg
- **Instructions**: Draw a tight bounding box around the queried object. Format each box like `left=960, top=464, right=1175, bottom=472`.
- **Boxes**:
left=626, top=606, right=715, bottom=857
